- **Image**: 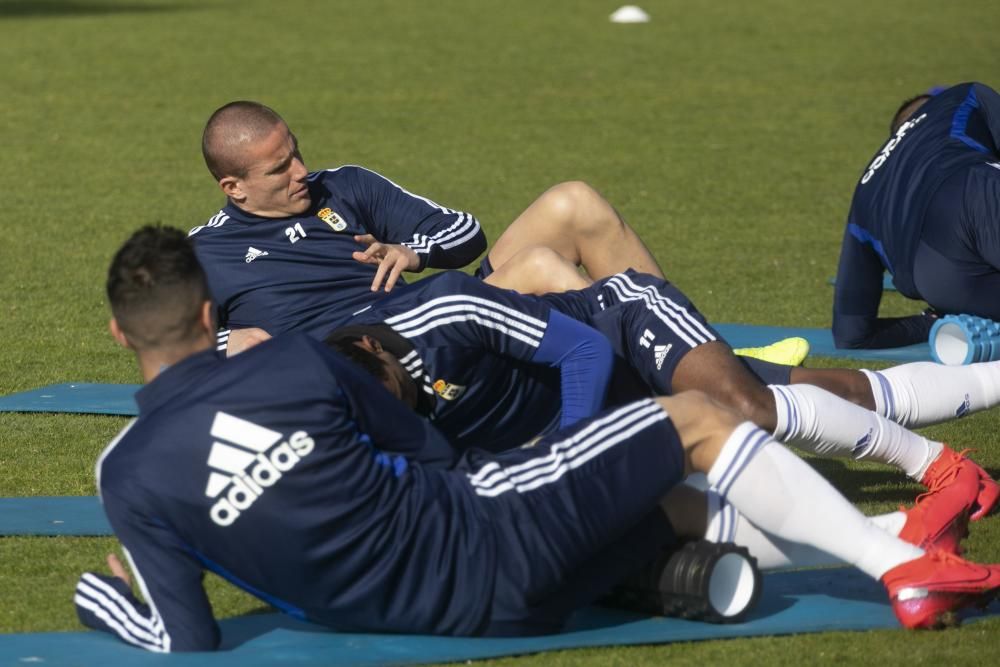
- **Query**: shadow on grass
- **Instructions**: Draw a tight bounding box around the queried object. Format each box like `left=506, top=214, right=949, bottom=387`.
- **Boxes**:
left=807, top=457, right=922, bottom=505
left=0, top=0, right=202, bottom=18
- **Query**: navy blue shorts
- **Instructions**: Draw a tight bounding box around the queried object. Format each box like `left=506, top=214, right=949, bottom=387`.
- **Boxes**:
left=474, top=255, right=495, bottom=280
left=455, top=399, right=683, bottom=635
left=552, top=272, right=720, bottom=395
left=914, top=163, right=1000, bottom=319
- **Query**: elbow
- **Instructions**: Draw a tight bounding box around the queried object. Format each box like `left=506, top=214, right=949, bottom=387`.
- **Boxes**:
left=832, top=316, right=872, bottom=349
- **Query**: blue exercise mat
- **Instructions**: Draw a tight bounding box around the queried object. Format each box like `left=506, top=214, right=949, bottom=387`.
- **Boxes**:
left=0, top=497, right=110, bottom=536
left=0, top=382, right=140, bottom=416
left=4, top=568, right=994, bottom=666
left=715, top=324, right=931, bottom=363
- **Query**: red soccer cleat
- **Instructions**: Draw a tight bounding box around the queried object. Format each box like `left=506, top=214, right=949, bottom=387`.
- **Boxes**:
left=881, top=550, right=1000, bottom=629
left=898, top=501, right=969, bottom=555
left=921, top=446, right=999, bottom=522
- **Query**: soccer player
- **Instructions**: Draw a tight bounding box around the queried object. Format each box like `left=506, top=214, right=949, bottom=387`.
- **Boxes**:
left=191, top=101, right=662, bottom=354
left=75, top=227, right=1000, bottom=651
left=327, top=267, right=1000, bottom=533
left=833, top=82, right=1000, bottom=349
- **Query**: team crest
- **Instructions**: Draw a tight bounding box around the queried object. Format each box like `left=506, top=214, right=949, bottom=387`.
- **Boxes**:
left=432, top=379, right=466, bottom=401
left=317, top=207, right=348, bottom=232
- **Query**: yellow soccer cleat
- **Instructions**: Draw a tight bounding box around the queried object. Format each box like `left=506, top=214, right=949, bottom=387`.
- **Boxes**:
left=733, top=337, right=810, bottom=366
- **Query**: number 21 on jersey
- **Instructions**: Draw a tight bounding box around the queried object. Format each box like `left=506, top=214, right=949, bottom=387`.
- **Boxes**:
left=285, top=222, right=308, bottom=243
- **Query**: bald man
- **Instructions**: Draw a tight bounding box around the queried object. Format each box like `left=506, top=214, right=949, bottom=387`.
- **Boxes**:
left=191, top=101, right=662, bottom=354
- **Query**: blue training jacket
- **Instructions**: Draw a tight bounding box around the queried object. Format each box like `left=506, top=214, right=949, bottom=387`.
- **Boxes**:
left=74, top=335, right=508, bottom=651
left=833, top=82, right=1000, bottom=348
left=190, top=166, right=486, bottom=339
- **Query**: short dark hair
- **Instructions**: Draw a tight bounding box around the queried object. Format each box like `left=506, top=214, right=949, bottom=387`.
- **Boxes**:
left=325, top=331, right=390, bottom=383
left=202, top=101, right=285, bottom=181
left=106, top=226, right=210, bottom=350
left=890, top=94, right=932, bottom=134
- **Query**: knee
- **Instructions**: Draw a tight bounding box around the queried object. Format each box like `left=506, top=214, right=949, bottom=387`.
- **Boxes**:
left=656, top=391, right=745, bottom=475
left=492, top=245, right=589, bottom=292
left=656, top=390, right=743, bottom=442
left=539, top=181, right=617, bottom=233
left=710, top=377, right=776, bottom=429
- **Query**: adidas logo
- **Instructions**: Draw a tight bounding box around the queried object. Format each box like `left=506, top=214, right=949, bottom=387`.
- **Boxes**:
left=204, top=412, right=314, bottom=527
left=955, top=393, right=971, bottom=418
left=654, top=344, right=672, bottom=371
left=244, top=247, right=269, bottom=263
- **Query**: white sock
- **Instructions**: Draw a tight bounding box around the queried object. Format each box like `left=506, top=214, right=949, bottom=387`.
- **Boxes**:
left=864, top=361, right=1000, bottom=427
left=705, top=490, right=909, bottom=571
left=706, top=422, right=923, bottom=580
left=770, top=384, right=941, bottom=480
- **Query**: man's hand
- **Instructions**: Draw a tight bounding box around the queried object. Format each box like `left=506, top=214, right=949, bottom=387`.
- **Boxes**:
left=227, top=327, right=271, bottom=357
left=352, top=234, right=420, bottom=292
left=107, top=553, right=132, bottom=587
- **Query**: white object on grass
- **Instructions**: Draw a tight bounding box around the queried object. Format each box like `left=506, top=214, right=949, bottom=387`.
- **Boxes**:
left=610, top=5, right=650, bottom=23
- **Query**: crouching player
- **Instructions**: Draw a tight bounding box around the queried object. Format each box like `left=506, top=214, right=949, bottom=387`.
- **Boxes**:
left=75, top=227, right=1000, bottom=652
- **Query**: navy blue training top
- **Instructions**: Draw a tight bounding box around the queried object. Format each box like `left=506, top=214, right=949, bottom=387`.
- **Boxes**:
left=189, top=166, right=486, bottom=339
left=74, top=336, right=506, bottom=652
left=346, top=271, right=614, bottom=452
left=833, top=82, right=1000, bottom=348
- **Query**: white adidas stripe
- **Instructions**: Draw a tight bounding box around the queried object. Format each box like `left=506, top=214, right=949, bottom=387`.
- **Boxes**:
left=606, top=273, right=714, bottom=342
left=388, top=294, right=547, bottom=331
left=467, top=401, right=657, bottom=486
left=77, top=578, right=160, bottom=643
left=74, top=595, right=164, bottom=652
left=124, top=547, right=172, bottom=653
left=605, top=274, right=715, bottom=347
left=404, top=214, right=482, bottom=254
left=386, top=298, right=546, bottom=347
left=467, top=400, right=666, bottom=497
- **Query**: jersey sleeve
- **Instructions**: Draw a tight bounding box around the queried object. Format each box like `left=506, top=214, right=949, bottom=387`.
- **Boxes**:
left=972, top=83, right=1000, bottom=154
left=74, top=488, right=220, bottom=652
left=348, top=167, right=486, bottom=271
left=388, top=275, right=613, bottom=427
left=832, top=224, right=934, bottom=348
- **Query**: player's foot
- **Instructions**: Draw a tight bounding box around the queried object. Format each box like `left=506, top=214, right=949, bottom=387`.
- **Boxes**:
left=922, top=446, right=1000, bottom=522
left=897, top=500, right=969, bottom=554
left=733, top=337, right=809, bottom=367
left=881, top=550, right=1000, bottom=629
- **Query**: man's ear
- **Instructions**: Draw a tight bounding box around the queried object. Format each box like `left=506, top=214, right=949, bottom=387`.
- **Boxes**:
left=109, top=318, right=132, bottom=349
left=219, top=176, right=244, bottom=201
left=358, top=335, right=383, bottom=353
left=198, top=301, right=215, bottom=337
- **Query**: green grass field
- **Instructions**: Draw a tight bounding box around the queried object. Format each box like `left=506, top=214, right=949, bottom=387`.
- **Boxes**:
left=0, top=0, right=998, bottom=662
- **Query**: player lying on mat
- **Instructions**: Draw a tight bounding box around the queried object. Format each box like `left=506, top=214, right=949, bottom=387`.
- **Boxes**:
left=833, top=82, right=1000, bottom=349
left=192, top=101, right=663, bottom=356
left=326, top=264, right=1000, bottom=536
left=75, top=226, right=1000, bottom=652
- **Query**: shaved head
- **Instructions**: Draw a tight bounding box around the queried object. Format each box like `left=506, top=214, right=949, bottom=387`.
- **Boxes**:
left=202, top=101, right=286, bottom=181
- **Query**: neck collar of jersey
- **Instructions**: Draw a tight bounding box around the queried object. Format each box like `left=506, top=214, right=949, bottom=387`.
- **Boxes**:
left=135, top=347, right=224, bottom=414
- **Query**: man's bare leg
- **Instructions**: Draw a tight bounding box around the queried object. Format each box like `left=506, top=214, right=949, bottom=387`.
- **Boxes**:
left=483, top=246, right=592, bottom=294
left=489, top=181, right=664, bottom=280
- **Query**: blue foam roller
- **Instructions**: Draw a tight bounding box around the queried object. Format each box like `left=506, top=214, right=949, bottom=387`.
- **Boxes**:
left=929, top=315, right=1000, bottom=365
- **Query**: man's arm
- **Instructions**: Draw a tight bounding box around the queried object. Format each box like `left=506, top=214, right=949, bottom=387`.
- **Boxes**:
left=75, top=490, right=219, bottom=652
left=349, top=167, right=486, bottom=290
left=832, top=225, right=934, bottom=348
left=387, top=274, right=613, bottom=428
